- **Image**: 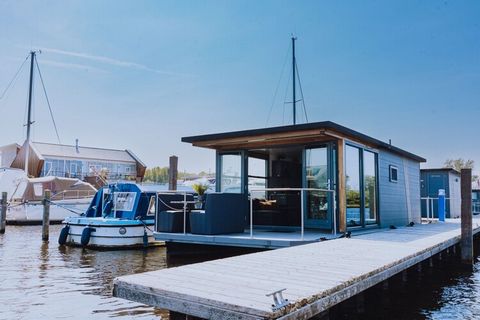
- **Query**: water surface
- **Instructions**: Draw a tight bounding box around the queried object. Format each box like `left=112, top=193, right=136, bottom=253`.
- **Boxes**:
left=1, top=225, right=480, bottom=320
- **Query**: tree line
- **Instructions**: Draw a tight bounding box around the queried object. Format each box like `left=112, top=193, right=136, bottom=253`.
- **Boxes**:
left=143, top=166, right=211, bottom=183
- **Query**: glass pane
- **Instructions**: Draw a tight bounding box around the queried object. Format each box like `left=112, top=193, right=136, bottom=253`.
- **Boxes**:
left=346, top=145, right=361, bottom=227
left=248, top=157, right=267, bottom=198
left=220, top=154, right=242, bottom=193
left=306, top=148, right=328, bottom=222
left=364, top=151, right=377, bottom=225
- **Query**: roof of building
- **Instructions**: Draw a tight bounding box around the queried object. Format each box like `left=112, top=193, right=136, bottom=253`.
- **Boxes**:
left=32, top=142, right=137, bottom=163
left=421, top=168, right=461, bottom=175
left=182, top=121, right=426, bottom=162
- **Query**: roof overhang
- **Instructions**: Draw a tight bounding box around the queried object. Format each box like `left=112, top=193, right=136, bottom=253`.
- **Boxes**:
left=182, top=121, right=426, bottom=162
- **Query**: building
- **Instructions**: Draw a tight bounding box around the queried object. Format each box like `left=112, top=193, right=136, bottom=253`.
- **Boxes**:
left=155, top=121, right=426, bottom=249
left=0, top=140, right=146, bottom=182
left=420, top=168, right=461, bottom=219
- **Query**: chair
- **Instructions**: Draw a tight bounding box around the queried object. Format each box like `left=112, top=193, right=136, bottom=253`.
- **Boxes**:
left=156, top=193, right=194, bottom=233
left=189, top=193, right=248, bottom=235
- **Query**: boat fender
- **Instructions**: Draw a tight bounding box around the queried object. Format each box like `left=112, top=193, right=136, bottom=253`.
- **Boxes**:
left=58, top=225, right=70, bottom=245
left=143, top=229, right=148, bottom=248
left=81, top=227, right=93, bottom=246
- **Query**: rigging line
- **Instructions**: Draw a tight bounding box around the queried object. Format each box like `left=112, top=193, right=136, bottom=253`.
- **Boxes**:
left=34, top=55, right=62, bottom=144
left=295, top=59, right=309, bottom=123
left=265, top=43, right=291, bottom=127
left=0, top=54, right=30, bottom=100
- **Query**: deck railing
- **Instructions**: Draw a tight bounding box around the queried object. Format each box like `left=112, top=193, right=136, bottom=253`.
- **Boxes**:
left=421, top=197, right=451, bottom=222
left=51, top=189, right=97, bottom=200
left=249, top=187, right=336, bottom=240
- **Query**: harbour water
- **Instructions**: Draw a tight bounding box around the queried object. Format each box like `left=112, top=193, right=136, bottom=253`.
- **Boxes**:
left=1, top=225, right=479, bottom=320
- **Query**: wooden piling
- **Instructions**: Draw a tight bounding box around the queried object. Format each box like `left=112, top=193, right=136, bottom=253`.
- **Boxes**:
left=42, top=189, right=51, bottom=241
left=461, top=168, right=473, bottom=265
left=0, top=192, right=7, bottom=234
left=168, top=156, right=178, bottom=191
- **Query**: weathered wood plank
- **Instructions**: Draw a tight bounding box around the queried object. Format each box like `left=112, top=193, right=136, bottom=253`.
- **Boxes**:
left=114, top=219, right=480, bottom=320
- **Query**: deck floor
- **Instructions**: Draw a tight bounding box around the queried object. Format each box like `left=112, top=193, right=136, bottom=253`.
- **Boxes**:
left=114, top=219, right=480, bottom=320
left=154, top=228, right=338, bottom=249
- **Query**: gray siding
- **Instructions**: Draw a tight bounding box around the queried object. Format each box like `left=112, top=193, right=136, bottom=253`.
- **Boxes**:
left=378, top=150, right=421, bottom=227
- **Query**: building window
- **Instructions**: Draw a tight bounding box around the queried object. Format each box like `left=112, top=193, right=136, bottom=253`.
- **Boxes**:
left=389, top=165, right=398, bottom=183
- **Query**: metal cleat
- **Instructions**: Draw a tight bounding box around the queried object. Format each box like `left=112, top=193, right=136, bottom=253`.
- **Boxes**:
left=266, top=288, right=290, bottom=311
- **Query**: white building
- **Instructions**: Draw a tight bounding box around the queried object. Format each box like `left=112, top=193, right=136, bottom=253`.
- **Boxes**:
left=0, top=140, right=146, bottom=182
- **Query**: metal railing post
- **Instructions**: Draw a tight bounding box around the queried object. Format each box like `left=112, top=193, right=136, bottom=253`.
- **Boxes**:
left=426, top=197, right=430, bottom=222
left=300, top=190, right=304, bottom=241
left=183, top=192, right=187, bottom=234
left=332, top=190, right=337, bottom=236
left=250, top=193, right=254, bottom=239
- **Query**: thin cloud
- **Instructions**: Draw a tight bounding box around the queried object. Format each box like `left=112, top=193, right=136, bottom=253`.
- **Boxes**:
left=39, top=59, right=108, bottom=74
left=38, top=47, right=194, bottom=77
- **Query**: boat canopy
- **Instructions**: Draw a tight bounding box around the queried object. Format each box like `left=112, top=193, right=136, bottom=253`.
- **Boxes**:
left=85, top=183, right=157, bottom=220
left=0, top=167, right=97, bottom=202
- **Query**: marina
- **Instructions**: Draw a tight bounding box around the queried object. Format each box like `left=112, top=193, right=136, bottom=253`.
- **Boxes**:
left=1, top=2, right=480, bottom=319
left=114, top=219, right=480, bottom=319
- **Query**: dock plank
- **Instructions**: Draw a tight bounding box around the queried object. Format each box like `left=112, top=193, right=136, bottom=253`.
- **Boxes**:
left=114, top=219, right=480, bottom=319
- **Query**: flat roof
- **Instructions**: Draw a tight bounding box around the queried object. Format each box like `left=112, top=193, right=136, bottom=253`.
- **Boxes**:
left=182, top=121, right=426, bottom=162
left=32, top=142, right=137, bottom=163
left=421, top=168, right=461, bottom=175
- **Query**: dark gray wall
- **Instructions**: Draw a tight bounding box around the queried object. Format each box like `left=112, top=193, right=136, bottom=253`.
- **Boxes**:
left=378, top=150, right=421, bottom=227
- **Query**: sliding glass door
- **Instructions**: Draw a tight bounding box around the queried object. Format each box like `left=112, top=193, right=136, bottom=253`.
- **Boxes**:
left=345, top=145, right=378, bottom=228
left=219, top=153, right=243, bottom=193
left=346, top=145, right=361, bottom=227
left=304, top=146, right=333, bottom=229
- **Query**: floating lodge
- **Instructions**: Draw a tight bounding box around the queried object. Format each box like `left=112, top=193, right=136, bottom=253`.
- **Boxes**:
left=420, top=168, right=462, bottom=219
left=154, top=121, right=426, bottom=249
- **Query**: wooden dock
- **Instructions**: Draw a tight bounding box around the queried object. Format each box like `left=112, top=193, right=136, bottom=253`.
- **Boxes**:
left=114, top=219, right=480, bottom=319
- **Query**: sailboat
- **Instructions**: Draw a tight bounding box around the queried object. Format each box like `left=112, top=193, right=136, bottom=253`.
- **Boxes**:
left=0, top=51, right=97, bottom=224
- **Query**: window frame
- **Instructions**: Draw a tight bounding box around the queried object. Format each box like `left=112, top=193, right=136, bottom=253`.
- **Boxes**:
left=389, top=165, right=398, bottom=183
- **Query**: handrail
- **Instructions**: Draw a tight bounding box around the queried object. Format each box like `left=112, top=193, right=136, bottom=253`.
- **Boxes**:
left=421, top=197, right=451, bottom=222
left=157, top=191, right=192, bottom=234
left=249, top=187, right=336, bottom=240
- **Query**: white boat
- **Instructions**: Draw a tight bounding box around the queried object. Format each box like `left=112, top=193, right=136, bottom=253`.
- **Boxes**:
left=0, top=168, right=96, bottom=224
left=60, top=183, right=161, bottom=249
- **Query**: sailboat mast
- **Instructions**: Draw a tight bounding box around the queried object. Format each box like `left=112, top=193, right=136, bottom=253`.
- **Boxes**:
left=25, top=51, right=35, bottom=175
left=292, top=36, right=297, bottom=125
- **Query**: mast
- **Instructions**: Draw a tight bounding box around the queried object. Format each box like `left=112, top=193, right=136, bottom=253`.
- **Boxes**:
left=292, top=36, right=297, bottom=125
left=25, top=51, right=35, bottom=176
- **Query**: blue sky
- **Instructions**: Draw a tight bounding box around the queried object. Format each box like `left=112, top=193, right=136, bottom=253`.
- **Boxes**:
left=0, top=1, right=479, bottom=173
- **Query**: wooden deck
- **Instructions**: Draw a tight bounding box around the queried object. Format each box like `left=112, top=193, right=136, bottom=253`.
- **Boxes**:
left=154, top=229, right=338, bottom=249
left=114, top=219, right=480, bottom=319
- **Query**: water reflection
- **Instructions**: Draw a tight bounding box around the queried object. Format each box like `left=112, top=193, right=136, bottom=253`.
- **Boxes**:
left=1, top=225, right=480, bottom=320
left=0, top=225, right=168, bottom=320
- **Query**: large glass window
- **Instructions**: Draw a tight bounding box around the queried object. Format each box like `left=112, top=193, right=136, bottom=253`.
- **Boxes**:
left=220, top=154, right=242, bottom=193
left=305, top=147, right=329, bottom=224
left=248, top=156, right=267, bottom=197
left=346, top=146, right=361, bottom=227
left=364, top=151, right=377, bottom=225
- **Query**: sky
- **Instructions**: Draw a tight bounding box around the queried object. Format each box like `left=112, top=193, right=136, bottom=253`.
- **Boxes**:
left=0, top=1, right=479, bottom=174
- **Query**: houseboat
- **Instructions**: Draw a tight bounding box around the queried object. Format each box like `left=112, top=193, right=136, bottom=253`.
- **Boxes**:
left=420, top=168, right=461, bottom=219
left=154, top=121, right=426, bottom=249
left=59, top=183, right=193, bottom=249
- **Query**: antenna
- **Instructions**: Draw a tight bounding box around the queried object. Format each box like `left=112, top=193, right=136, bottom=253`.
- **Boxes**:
left=292, top=35, right=297, bottom=125
left=25, top=51, right=37, bottom=176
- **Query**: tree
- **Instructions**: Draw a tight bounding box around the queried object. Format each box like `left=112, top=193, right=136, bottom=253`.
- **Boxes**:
left=444, top=158, right=474, bottom=172
left=444, top=158, right=479, bottom=183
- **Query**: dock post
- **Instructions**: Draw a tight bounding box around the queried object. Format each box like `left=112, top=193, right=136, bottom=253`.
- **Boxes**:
left=0, top=192, right=6, bottom=234
left=169, top=156, right=178, bottom=191
left=42, top=189, right=51, bottom=241
left=460, top=168, right=473, bottom=266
